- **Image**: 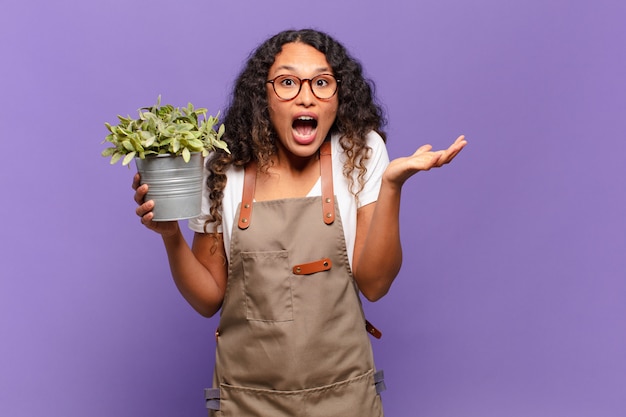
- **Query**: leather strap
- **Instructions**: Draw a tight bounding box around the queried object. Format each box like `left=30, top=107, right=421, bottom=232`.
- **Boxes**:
left=319, top=141, right=335, bottom=225
left=239, top=142, right=334, bottom=228
left=238, top=161, right=257, bottom=229
left=366, top=320, right=382, bottom=339
left=292, top=258, right=332, bottom=275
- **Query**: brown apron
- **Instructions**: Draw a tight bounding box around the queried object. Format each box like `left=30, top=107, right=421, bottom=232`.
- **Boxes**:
left=205, top=142, right=385, bottom=416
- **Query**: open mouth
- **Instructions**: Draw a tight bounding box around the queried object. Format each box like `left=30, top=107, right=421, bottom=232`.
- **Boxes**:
left=292, top=116, right=318, bottom=137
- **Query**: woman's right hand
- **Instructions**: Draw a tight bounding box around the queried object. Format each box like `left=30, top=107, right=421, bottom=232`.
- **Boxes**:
left=132, top=173, right=180, bottom=237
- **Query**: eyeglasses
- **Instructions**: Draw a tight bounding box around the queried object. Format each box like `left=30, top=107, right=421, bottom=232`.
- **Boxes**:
left=266, top=74, right=340, bottom=101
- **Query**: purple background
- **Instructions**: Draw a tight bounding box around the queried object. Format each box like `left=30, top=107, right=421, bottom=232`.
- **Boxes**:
left=1, top=1, right=625, bottom=416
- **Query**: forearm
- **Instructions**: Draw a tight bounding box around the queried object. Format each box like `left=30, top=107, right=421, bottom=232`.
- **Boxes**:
left=161, top=228, right=225, bottom=317
left=352, top=135, right=467, bottom=301
left=353, top=180, right=403, bottom=301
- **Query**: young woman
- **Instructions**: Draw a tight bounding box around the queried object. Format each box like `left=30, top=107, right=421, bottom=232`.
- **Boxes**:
left=133, top=29, right=466, bottom=416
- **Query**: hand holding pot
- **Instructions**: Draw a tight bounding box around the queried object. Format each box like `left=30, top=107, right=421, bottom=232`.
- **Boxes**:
left=132, top=173, right=180, bottom=237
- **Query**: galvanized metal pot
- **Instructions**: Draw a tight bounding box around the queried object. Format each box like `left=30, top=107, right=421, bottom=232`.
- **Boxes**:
left=135, top=153, right=204, bottom=221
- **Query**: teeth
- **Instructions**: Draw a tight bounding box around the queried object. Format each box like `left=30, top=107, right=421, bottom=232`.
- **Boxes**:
left=297, top=116, right=314, bottom=121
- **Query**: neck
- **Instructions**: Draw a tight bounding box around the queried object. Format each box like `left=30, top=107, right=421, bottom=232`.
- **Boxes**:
left=271, top=144, right=320, bottom=174
left=254, top=148, right=321, bottom=201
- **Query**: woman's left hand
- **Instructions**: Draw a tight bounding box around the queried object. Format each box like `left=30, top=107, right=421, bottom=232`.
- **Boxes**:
left=383, top=134, right=467, bottom=189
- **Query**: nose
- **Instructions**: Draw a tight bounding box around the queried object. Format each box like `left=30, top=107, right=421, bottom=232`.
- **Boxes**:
left=296, top=79, right=315, bottom=105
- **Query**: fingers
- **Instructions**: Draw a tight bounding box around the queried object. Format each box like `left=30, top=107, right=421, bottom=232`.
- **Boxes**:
left=132, top=172, right=155, bottom=226
left=132, top=172, right=148, bottom=205
left=445, top=136, right=467, bottom=163
left=413, top=144, right=433, bottom=156
left=134, top=184, right=149, bottom=205
left=136, top=201, right=160, bottom=231
left=413, top=135, right=466, bottom=158
left=132, top=173, right=141, bottom=190
left=389, top=135, right=466, bottom=184
left=408, top=150, right=442, bottom=172
left=138, top=209, right=154, bottom=226
left=429, top=152, right=444, bottom=170
left=433, top=135, right=467, bottom=167
left=135, top=199, right=154, bottom=217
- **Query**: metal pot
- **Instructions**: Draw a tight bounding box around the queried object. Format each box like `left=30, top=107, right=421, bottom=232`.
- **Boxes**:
left=135, top=153, right=204, bottom=221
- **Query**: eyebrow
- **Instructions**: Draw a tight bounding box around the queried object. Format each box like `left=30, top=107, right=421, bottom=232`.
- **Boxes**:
left=273, top=65, right=331, bottom=73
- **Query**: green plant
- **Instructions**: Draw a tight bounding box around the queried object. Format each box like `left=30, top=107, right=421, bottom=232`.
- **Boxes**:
left=102, top=96, right=228, bottom=166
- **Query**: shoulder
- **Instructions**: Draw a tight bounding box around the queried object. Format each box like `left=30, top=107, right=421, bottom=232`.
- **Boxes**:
left=331, top=131, right=388, bottom=161
left=362, top=130, right=385, bottom=145
left=223, top=164, right=245, bottom=200
left=188, top=162, right=244, bottom=234
left=363, top=131, right=388, bottom=164
left=331, top=131, right=389, bottom=177
left=329, top=130, right=389, bottom=205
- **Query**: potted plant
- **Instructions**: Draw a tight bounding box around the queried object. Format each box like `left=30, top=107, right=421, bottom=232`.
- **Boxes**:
left=102, top=96, right=228, bottom=221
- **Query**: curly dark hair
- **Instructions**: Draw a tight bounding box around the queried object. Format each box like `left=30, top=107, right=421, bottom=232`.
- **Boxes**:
left=204, top=28, right=386, bottom=234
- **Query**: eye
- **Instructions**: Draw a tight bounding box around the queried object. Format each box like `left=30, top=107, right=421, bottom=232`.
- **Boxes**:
left=313, top=74, right=334, bottom=88
left=277, top=75, right=299, bottom=88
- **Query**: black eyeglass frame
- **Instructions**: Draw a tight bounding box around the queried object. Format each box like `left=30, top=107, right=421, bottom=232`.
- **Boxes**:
left=266, top=73, right=341, bottom=101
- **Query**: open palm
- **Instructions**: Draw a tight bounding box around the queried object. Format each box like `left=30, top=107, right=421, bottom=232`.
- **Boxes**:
left=383, top=135, right=467, bottom=187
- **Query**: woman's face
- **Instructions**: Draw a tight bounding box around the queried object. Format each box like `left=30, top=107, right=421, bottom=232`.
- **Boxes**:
left=266, top=42, right=338, bottom=161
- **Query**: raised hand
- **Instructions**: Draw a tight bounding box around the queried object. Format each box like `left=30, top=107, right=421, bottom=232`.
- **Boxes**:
left=383, top=135, right=467, bottom=189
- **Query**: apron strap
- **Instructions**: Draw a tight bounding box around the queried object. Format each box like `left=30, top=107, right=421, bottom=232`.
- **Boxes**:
left=238, top=141, right=335, bottom=228
left=319, top=141, right=335, bottom=225
left=365, top=320, right=383, bottom=339
left=204, top=370, right=386, bottom=410
left=238, top=161, right=257, bottom=229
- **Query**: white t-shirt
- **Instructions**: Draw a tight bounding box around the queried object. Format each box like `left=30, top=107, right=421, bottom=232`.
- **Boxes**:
left=188, top=131, right=389, bottom=268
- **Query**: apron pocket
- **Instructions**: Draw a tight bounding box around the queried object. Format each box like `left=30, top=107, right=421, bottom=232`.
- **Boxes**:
left=241, top=250, right=294, bottom=322
left=217, top=370, right=383, bottom=417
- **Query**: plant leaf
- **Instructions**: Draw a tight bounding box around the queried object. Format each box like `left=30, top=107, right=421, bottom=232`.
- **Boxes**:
left=187, top=138, right=204, bottom=150
left=143, top=135, right=156, bottom=148
left=110, top=152, right=122, bottom=165
left=213, top=139, right=230, bottom=153
left=102, top=97, right=229, bottom=166
left=122, top=152, right=136, bottom=166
